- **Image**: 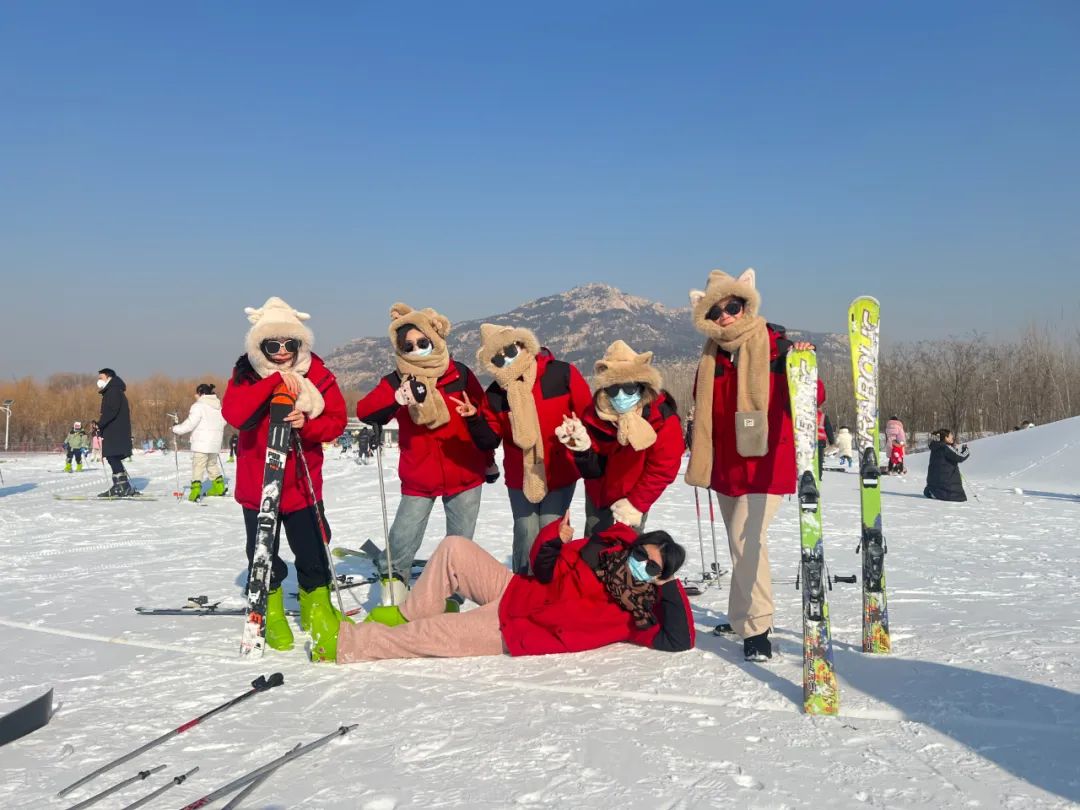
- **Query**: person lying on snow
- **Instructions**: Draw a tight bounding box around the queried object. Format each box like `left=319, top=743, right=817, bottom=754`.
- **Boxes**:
left=308, top=513, right=695, bottom=662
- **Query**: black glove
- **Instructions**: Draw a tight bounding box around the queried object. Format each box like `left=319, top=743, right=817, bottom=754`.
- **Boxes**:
left=371, top=423, right=384, bottom=446
left=485, top=464, right=500, bottom=484
left=961, top=444, right=969, bottom=453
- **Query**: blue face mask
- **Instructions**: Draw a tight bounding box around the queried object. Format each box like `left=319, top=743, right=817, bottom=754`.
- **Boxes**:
left=611, top=389, right=642, bottom=414
left=627, top=555, right=654, bottom=582
left=411, top=345, right=433, bottom=358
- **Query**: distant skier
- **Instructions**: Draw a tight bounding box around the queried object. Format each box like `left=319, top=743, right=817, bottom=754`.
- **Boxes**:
left=89, top=421, right=103, bottom=464
left=338, top=431, right=352, bottom=455
left=309, top=513, right=694, bottom=663
left=684, top=269, right=812, bottom=662
left=924, top=429, right=968, bottom=502
left=555, top=340, right=683, bottom=538
left=888, top=440, right=907, bottom=475
left=172, top=383, right=228, bottom=501
left=222, top=297, right=349, bottom=651
left=227, top=432, right=238, bottom=462
left=462, top=323, right=593, bottom=573
left=835, top=425, right=854, bottom=470
left=96, top=368, right=139, bottom=497
left=816, top=380, right=834, bottom=478
left=354, top=302, right=490, bottom=606
left=356, top=426, right=373, bottom=465
left=63, top=422, right=89, bottom=472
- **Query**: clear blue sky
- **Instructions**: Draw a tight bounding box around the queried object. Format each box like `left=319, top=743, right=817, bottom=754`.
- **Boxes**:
left=2, top=2, right=1078, bottom=378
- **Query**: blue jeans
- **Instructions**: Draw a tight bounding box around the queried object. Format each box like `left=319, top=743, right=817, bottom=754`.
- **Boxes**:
left=382, top=485, right=483, bottom=577
left=507, top=484, right=577, bottom=574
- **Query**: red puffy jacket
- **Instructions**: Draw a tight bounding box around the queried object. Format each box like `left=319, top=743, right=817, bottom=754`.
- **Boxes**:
left=222, top=354, right=347, bottom=514
left=576, top=392, right=685, bottom=513
left=696, top=324, right=796, bottom=497
left=472, top=351, right=594, bottom=492
left=498, top=519, right=696, bottom=656
left=356, top=359, right=489, bottom=498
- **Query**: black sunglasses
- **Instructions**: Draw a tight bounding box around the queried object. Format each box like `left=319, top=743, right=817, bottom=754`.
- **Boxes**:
left=705, top=299, right=745, bottom=321
left=403, top=338, right=432, bottom=353
left=491, top=343, right=522, bottom=368
left=631, top=546, right=662, bottom=578
left=261, top=338, right=300, bottom=354
left=603, top=383, right=642, bottom=398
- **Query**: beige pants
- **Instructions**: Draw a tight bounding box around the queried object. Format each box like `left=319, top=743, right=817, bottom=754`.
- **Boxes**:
left=717, top=493, right=783, bottom=638
left=191, top=452, right=223, bottom=481
left=336, top=535, right=514, bottom=663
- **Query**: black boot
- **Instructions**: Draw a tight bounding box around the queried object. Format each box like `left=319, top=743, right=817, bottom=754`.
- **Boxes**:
left=743, top=629, right=772, bottom=663
left=115, top=472, right=139, bottom=497
left=98, top=474, right=124, bottom=498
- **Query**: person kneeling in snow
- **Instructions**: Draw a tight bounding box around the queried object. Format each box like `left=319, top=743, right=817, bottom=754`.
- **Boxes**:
left=309, top=514, right=695, bottom=662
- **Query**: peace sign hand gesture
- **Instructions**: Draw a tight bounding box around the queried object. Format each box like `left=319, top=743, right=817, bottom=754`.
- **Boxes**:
left=447, top=391, right=478, bottom=418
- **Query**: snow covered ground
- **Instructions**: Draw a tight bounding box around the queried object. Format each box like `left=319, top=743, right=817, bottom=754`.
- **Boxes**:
left=1, top=419, right=1078, bottom=809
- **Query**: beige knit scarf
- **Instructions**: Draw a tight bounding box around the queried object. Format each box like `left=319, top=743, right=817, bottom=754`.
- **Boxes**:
left=493, top=354, right=547, bottom=504
left=685, top=315, right=770, bottom=486
left=595, top=390, right=658, bottom=451
left=396, top=351, right=451, bottom=430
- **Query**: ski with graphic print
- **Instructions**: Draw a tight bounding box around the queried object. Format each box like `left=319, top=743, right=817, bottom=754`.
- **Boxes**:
left=786, top=347, right=840, bottom=714
left=848, top=296, right=891, bottom=654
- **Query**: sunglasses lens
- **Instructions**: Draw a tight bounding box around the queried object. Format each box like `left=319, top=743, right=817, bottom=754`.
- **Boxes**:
left=284, top=339, right=299, bottom=352
left=504, top=344, right=519, bottom=358
left=705, top=305, right=722, bottom=321
left=417, top=338, right=431, bottom=350
left=724, top=300, right=744, bottom=316
left=492, top=354, right=506, bottom=368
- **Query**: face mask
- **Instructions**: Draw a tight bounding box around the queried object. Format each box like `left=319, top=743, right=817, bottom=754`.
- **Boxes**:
left=627, top=555, right=654, bottom=582
left=610, top=389, right=642, bottom=414
left=96, top=379, right=108, bottom=390
left=411, top=344, right=434, bottom=358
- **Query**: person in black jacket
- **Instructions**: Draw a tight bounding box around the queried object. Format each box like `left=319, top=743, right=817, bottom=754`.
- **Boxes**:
left=924, top=429, right=969, bottom=502
left=96, top=368, right=139, bottom=497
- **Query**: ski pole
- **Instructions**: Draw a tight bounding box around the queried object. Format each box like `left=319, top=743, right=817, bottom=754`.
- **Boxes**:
left=960, top=471, right=981, bottom=502
left=178, top=725, right=357, bottom=810
left=292, top=433, right=346, bottom=616
left=57, top=673, right=283, bottom=798
left=118, top=766, right=198, bottom=810
left=692, top=488, right=707, bottom=586
left=706, top=488, right=723, bottom=583
left=167, top=412, right=181, bottom=500
left=220, top=743, right=300, bottom=810
left=372, top=424, right=397, bottom=605
left=64, top=765, right=167, bottom=810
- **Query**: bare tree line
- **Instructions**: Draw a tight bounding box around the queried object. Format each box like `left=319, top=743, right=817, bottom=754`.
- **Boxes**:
left=3, top=326, right=1078, bottom=451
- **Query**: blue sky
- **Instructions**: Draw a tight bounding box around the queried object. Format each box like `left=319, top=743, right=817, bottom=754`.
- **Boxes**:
left=2, top=2, right=1078, bottom=378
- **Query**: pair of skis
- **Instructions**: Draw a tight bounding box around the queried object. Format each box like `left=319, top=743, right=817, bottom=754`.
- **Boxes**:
left=786, top=296, right=891, bottom=717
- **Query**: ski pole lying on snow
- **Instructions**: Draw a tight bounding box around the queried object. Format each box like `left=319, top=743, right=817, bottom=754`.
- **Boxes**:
left=118, top=766, right=198, bottom=810
left=178, top=725, right=357, bottom=810
left=64, top=764, right=167, bottom=810
left=220, top=743, right=301, bottom=810
left=57, top=673, right=284, bottom=798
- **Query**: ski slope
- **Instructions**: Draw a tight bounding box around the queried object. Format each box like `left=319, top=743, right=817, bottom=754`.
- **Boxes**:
left=0, top=422, right=1078, bottom=809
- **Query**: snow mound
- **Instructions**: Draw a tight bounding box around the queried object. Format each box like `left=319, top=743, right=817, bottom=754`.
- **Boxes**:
left=906, top=416, right=1080, bottom=497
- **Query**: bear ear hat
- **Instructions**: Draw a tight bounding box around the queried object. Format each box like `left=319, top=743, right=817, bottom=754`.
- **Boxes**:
left=389, top=302, right=414, bottom=321
left=736, top=268, right=756, bottom=288
left=244, top=297, right=311, bottom=325
left=688, top=289, right=706, bottom=307
left=422, top=308, right=452, bottom=338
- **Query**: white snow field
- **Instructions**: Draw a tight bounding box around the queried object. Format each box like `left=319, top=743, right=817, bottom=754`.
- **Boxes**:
left=1, top=419, right=1078, bottom=809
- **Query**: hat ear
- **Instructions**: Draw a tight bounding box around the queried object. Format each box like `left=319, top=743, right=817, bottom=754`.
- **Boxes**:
left=737, top=268, right=756, bottom=288
left=689, top=289, right=706, bottom=307
left=389, top=302, right=413, bottom=321
left=639, top=351, right=654, bottom=365
left=244, top=306, right=262, bottom=325
left=294, top=310, right=311, bottom=322
left=425, top=310, right=451, bottom=338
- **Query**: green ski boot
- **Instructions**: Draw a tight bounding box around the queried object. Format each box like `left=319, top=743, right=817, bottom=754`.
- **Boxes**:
left=187, top=481, right=202, bottom=502
left=364, top=605, right=409, bottom=627
left=64, top=462, right=72, bottom=473
left=309, top=599, right=343, bottom=662
left=298, top=585, right=353, bottom=632
left=76, top=462, right=83, bottom=472
left=265, top=588, right=295, bottom=651
left=208, top=475, right=228, bottom=496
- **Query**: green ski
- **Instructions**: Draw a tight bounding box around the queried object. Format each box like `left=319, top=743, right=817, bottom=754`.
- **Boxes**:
left=787, top=347, right=840, bottom=714
left=848, top=296, right=891, bottom=654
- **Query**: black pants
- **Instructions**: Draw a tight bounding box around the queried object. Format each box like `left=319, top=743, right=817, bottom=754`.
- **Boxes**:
left=106, top=455, right=127, bottom=474
left=243, top=503, right=332, bottom=592
left=66, top=448, right=84, bottom=464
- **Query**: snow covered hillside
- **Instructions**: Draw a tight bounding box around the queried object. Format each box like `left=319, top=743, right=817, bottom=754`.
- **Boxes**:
left=0, top=429, right=1078, bottom=808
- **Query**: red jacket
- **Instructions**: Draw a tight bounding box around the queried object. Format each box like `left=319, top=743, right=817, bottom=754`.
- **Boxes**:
left=356, top=359, right=488, bottom=498
left=222, top=354, right=347, bottom=514
left=498, top=519, right=696, bottom=656
left=576, top=393, right=685, bottom=513
left=696, top=324, right=796, bottom=497
left=471, top=351, right=593, bottom=492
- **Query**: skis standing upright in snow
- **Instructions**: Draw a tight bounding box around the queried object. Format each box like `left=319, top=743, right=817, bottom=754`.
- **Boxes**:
left=786, top=347, right=840, bottom=714
left=239, top=384, right=296, bottom=657
left=848, top=296, right=891, bottom=654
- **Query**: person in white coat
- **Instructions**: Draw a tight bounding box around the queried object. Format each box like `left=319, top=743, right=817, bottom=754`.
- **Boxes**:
left=173, top=383, right=228, bottom=501
left=835, top=425, right=854, bottom=469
